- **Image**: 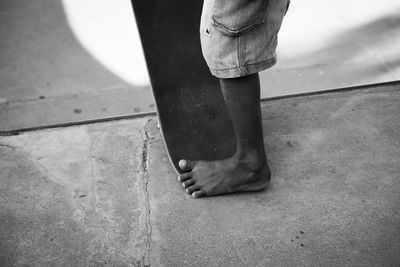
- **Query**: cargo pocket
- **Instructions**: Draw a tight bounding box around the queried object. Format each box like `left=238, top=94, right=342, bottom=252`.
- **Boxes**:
left=211, top=0, right=270, bottom=37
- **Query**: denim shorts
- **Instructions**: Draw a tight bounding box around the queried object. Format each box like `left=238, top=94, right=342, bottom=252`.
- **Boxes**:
left=200, top=0, right=289, bottom=78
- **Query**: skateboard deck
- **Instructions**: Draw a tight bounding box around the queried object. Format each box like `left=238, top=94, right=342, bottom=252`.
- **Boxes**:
left=131, top=0, right=236, bottom=173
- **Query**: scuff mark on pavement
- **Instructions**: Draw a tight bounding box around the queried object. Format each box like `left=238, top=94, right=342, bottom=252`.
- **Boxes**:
left=0, top=142, right=17, bottom=150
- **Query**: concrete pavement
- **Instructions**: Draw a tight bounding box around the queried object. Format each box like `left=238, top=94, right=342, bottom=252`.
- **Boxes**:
left=1, top=83, right=400, bottom=266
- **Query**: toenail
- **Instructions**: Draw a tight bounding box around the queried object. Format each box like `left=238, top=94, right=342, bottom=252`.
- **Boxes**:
left=182, top=183, right=186, bottom=187
left=179, top=160, right=186, bottom=169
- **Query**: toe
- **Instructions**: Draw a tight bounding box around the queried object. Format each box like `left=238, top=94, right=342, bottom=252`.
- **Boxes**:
left=182, top=179, right=194, bottom=188
left=178, top=172, right=192, bottom=182
left=192, top=191, right=204, bottom=198
left=186, top=185, right=200, bottom=194
left=178, top=159, right=195, bottom=172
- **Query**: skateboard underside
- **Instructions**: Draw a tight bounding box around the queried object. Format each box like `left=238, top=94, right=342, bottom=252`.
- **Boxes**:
left=131, top=0, right=236, bottom=173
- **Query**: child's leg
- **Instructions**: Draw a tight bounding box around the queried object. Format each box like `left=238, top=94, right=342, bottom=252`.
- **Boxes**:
left=178, top=73, right=270, bottom=198
left=177, top=0, right=289, bottom=198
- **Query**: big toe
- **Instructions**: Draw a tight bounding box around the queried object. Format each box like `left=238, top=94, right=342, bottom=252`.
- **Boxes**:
left=178, top=159, right=195, bottom=172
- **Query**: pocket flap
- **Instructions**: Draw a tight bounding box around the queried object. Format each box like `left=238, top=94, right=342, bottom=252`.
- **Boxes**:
left=212, top=0, right=269, bottom=37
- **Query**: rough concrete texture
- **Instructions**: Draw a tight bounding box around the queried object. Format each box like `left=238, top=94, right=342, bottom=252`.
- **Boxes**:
left=146, top=86, right=400, bottom=266
left=1, top=86, right=400, bottom=266
left=0, top=118, right=151, bottom=266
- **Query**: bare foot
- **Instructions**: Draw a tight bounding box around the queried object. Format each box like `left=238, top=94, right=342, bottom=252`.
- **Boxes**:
left=177, top=152, right=270, bottom=198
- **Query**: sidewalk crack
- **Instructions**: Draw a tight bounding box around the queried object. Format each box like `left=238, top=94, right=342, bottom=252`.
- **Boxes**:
left=141, top=121, right=154, bottom=266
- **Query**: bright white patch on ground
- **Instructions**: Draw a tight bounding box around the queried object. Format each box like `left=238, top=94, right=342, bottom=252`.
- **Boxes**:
left=61, top=0, right=150, bottom=87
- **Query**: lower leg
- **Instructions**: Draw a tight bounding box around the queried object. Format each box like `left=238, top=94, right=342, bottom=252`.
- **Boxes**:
left=178, top=73, right=270, bottom=198
left=220, top=73, right=267, bottom=169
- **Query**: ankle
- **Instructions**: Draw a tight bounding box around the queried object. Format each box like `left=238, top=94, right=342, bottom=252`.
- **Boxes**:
left=233, top=145, right=265, bottom=171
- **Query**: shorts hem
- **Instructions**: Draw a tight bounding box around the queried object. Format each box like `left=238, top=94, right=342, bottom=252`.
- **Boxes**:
left=209, top=57, right=277, bottom=78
